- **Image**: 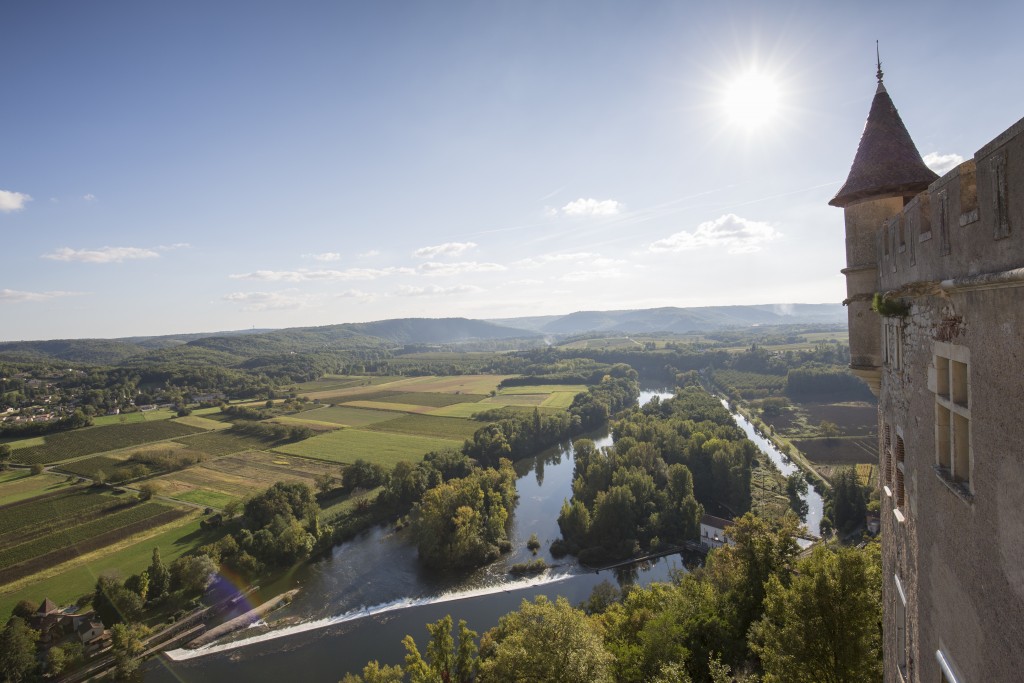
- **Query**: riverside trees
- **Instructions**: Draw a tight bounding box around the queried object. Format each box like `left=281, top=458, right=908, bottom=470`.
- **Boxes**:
left=343, top=519, right=882, bottom=683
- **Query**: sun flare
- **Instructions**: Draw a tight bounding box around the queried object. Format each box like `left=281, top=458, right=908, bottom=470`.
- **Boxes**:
left=721, top=68, right=782, bottom=131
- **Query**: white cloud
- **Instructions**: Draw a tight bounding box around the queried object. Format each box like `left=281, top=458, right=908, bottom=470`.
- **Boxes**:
left=649, top=213, right=780, bottom=254
left=561, top=198, right=623, bottom=216
left=923, top=152, right=965, bottom=175
left=0, top=289, right=82, bottom=303
left=158, top=243, right=191, bottom=251
left=223, top=290, right=312, bottom=311
left=0, top=190, right=32, bottom=213
left=561, top=268, right=624, bottom=282
left=42, top=246, right=161, bottom=263
left=394, top=284, right=484, bottom=297
left=229, top=267, right=413, bottom=282
left=514, top=252, right=599, bottom=268
left=83, top=193, right=96, bottom=201
left=335, top=289, right=373, bottom=299
left=417, top=261, right=505, bottom=276
left=358, top=249, right=381, bottom=258
left=306, top=252, right=342, bottom=262
left=413, top=242, right=478, bottom=258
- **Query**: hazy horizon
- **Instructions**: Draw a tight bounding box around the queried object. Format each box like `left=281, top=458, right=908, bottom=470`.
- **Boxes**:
left=4, top=1, right=1022, bottom=340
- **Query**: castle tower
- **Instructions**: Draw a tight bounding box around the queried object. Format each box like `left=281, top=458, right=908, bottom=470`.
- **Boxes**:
left=830, top=64, right=937, bottom=393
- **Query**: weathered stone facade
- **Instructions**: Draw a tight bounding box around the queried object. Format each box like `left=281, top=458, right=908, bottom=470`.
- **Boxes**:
left=834, top=78, right=1024, bottom=683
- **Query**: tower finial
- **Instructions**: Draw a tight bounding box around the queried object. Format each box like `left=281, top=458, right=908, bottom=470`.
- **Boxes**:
left=876, top=40, right=884, bottom=83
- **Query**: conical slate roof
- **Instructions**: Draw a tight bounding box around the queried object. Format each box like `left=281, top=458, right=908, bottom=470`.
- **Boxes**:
left=830, top=82, right=938, bottom=207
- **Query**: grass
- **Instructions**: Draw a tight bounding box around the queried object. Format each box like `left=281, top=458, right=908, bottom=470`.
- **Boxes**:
left=480, top=394, right=547, bottom=407
left=291, top=375, right=398, bottom=393
left=498, top=384, right=588, bottom=395
left=91, top=409, right=177, bottom=426
left=6, top=436, right=46, bottom=450
left=0, top=489, right=119, bottom=542
left=0, top=473, right=78, bottom=506
left=302, top=405, right=402, bottom=427
left=0, top=502, right=180, bottom=573
left=341, top=400, right=439, bottom=414
left=318, top=487, right=382, bottom=520
left=540, top=392, right=581, bottom=409
left=173, top=415, right=232, bottom=430
left=387, top=375, right=512, bottom=394
left=174, top=489, right=237, bottom=509
left=366, top=413, right=481, bottom=440
left=173, top=430, right=277, bottom=457
left=378, top=392, right=487, bottom=407
left=427, top=403, right=547, bottom=418
left=274, top=428, right=462, bottom=467
left=11, top=421, right=207, bottom=465
left=265, top=415, right=344, bottom=431
left=0, top=514, right=217, bottom=618
left=152, top=451, right=338, bottom=502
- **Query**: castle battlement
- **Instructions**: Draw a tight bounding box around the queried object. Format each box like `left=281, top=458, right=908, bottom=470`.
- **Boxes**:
left=879, top=115, right=1024, bottom=291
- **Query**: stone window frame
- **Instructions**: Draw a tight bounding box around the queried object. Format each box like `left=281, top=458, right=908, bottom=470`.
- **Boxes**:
left=883, top=319, right=903, bottom=371
left=990, top=151, right=1011, bottom=239
left=930, top=342, right=973, bottom=501
left=895, top=572, right=909, bottom=681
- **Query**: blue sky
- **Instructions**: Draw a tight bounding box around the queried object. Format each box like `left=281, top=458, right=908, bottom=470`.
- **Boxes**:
left=3, top=1, right=1022, bottom=341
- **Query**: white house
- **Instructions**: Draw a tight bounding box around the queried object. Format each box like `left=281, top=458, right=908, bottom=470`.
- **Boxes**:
left=699, top=514, right=735, bottom=550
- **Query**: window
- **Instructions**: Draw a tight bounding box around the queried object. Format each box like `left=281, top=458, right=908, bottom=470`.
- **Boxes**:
left=882, top=424, right=892, bottom=487
left=933, top=343, right=972, bottom=495
left=895, top=436, right=905, bottom=509
left=895, top=573, right=908, bottom=679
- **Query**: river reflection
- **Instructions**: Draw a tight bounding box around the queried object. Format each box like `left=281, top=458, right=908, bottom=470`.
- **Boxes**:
left=148, top=388, right=815, bottom=682
left=149, top=394, right=684, bottom=682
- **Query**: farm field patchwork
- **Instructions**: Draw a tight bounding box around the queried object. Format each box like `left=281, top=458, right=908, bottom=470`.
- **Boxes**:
left=366, top=413, right=481, bottom=440
left=172, top=430, right=278, bottom=457
left=498, top=384, right=587, bottom=395
left=0, top=489, right=120, bottom=543
left=302, top=405, right=402, bottom=427
left=540, top=392, right=581, bottom=409
left=0, top=472, right=77, bottom=506
left=792, top=437, right=877, bottom=465
left=480, top=394, right=547, bottom=407
left=173, top=414, right=232, bottom=431
left=10, top=421, right=207, bottom=465
left=274, top=428, right=462, bottom=467
left=92, top=408, right=177, bottom=426
left=0, top=501, right=186, bottom=583
left=153, top=451, right=338, bottom=503
left=341, top=400, right=438, bottom=414
left=266, top=415, right=344, bottom=431
left=0, top=514, right=215, bottom=619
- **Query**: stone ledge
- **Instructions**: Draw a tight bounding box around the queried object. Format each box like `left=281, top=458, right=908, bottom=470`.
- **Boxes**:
left=933, top=466, right=974, bottom=505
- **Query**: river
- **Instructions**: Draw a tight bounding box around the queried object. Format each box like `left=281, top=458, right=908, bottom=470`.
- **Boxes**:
left=147, top=389, right=819, bottom=681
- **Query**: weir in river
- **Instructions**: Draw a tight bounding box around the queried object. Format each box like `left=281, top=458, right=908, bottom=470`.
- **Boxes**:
left=148, top=389, right=821, bottom=682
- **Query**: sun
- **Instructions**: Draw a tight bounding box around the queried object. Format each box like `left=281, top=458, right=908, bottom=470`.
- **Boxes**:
left=721, top=68, right=782, bottom=131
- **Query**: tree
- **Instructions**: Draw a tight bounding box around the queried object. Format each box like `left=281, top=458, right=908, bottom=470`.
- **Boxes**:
left=137, top=482, right=157, bottom=502
left=819, top=419, right=840, bottom=440
left=10, top=600, right=35, bottom=621
left=401, top=615, right=477, bottom=683
left=477, top=596, right=613, bottom=683
left=751, top=543, right=882, bottom=683
left=0, top=444, right=11, bottom=469
left=829, top=467, right=867, bottom=534
left=170, top=554, right=217, bottom=596
left=0, top=618, right=39, bottom=683
left=110, top=622, right=149, bottom=680
left=124, top=570, right=150, bottom=602
left=93, top=576, right=144, bottom=625
left=148, top=548, right=170, bottom=600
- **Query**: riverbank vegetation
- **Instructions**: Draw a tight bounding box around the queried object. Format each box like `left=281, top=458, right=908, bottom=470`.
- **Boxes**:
left=342, top=515, right=883, bottom=683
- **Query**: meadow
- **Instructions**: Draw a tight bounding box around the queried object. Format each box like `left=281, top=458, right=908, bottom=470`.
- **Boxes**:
left=274, top=428, right=463, bottom=467
left=300, top=405, right=401, bottom=427
left=0, top=472, right=77, bottom=506
left=364, top=413, right=481, bottom=440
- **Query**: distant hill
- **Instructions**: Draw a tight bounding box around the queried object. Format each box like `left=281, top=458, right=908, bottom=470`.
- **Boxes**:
left=0, top=307, right=844, bottom=366
left=0, top=318, right=538, bottom=365
left=489, top=304, right=846, bottom=335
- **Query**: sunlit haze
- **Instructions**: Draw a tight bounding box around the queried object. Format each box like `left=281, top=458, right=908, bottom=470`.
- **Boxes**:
left=3, top=0, right=1023, bottom=340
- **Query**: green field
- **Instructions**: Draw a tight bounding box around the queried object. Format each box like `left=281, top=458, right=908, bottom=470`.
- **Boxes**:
left=318, top=487, right=382, bottom=520
left=540, top=392, right=581, bottom=409
left=91, top=409, right=177, bottom=426
left=266, top=415, right=345, bottom=431
left=367, top=413, right=481, bottom=440
left=274, top=429, right=462, bottom=467
left=0, top=514, right=217, bottom=619
left=0, top=489, right=119, bottom=544
left=302, top=405, right=402, bottom=427
left=0, top=502, right=177, bottom=572
left=342, top=400, right=438, bottom=414
left=57, top=455, right=129, bottom=480
left=173, top=415, right=231, bottom=430
left=11, top=421, right=207, bottom=465
left=291, top=375, right=398, bottom=393
left=0, top=472, right=77, bottom=506
left=173, top=430, right=276, bottom=457
left=498, top=385, right=587, bottom=395
left=481, top=394, right=547, bottom=407
left=174, top=489, right=237, bottom=508
left=427, top=403, right=546, bottom=418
